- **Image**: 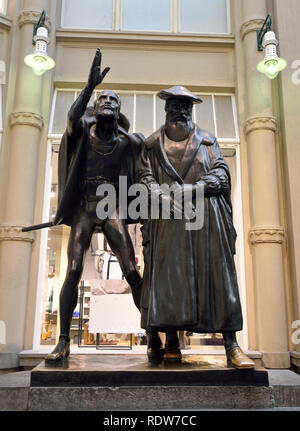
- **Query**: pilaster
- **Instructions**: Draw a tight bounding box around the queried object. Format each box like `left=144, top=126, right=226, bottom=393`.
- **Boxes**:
left=0, top=0, right=51, bottom=369
left=240, top=0, right=289, bottom=368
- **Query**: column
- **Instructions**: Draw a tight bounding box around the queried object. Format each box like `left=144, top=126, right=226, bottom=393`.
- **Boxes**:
left=240, top=0, right=289, bottom=367
left=0, top=0, right=51, bottom=368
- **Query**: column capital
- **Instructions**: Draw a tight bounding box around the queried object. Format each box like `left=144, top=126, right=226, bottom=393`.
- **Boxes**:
left=18, top=9, right=51, bottom=32
left=9, top=112, right=44, bottom=130
left=0, top=226, right=36, bottom=244
left=243, top=116, right=277, bottom=136
left=249, top=226, right=285, bottom=245
left=240, top=19, right=265, bottom=40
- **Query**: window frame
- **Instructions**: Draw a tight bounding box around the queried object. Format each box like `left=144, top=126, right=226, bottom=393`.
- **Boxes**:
left=48, top=88, right=239, bottom=142
left=61, top=0, right=231, bottom=35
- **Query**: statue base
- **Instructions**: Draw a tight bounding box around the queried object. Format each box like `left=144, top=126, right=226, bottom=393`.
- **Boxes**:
left=31, top=354, right=269, bottom=387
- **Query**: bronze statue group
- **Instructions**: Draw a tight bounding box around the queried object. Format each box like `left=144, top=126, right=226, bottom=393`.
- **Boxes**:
left=39, top=49, right=255, bottom=369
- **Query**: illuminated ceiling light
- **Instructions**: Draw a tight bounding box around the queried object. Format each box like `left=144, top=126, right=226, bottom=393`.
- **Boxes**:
left=256, top=14, right=287, bottom=79
left=24, top=11, right=55, bottom=76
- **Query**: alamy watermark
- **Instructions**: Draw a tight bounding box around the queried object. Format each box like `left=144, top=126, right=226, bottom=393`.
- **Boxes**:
left=95, top=176, right=204, bottom=231
left=0, top=320, right=6, bottom=345
left=292, top=320, right=300, bottom=345
left=291, top=60, right=300, bottom=85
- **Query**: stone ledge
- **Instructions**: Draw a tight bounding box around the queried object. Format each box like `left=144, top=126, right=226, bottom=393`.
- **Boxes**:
left=28, top=385, right=274, bottom=411
left=0, top=369, right=300, bottom=410
left=262, top=352, right=291, bottom=369
left=19, top=350, right=263, bottom=368
left=30, top=354, right=269, bottom=388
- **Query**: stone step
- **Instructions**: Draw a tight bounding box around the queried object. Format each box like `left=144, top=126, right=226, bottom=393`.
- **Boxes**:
left=0, top=356, right=299, bottom=411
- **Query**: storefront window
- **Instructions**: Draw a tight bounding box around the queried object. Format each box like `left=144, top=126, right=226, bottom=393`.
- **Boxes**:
left=40, top=89, right=245, bottom=350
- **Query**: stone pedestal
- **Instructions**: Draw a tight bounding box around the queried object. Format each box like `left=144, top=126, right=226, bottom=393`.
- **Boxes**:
left=30, top=354, right=269, bottom=388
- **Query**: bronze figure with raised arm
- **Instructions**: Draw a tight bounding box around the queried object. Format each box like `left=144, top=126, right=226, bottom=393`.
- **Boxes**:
left=41, top=49, right=144, bottom=361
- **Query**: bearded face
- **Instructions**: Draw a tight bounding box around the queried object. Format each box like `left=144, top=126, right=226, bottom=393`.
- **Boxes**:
left=94, top=90, right=121, bottom=121
left=165, top=98, right=193, bottom=126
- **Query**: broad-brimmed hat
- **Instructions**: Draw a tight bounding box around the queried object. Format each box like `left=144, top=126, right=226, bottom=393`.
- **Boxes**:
left=157, top=86, right=203, bottom=104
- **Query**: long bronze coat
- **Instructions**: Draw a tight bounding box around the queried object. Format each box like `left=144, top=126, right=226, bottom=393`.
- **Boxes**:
left=138, top=125, right=243, bottom=333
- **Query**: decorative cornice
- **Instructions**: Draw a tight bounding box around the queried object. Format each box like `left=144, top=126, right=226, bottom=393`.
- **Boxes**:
left=0, top=13, right=12, bottom=31
left=56, top=28, right=235, bottom=50
left=18, top=10, right=51, bottom=32
left=243, top=116, right=277, bottom=136
left=9, top=112, right=44, bottom=130
left=249, top=226, right=285, bottom=245
left=0, top=226, right=35, bottom=244
left=240, top=19, right=265, bottom=40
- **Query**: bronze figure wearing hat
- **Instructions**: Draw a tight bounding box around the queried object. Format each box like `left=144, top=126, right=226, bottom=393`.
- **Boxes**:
left=138, top=86, right=255, bottom=369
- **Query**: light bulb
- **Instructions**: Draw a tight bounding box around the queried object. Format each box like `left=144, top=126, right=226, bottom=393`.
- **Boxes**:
left=24, top=26, right=55, bottom=76
left=256, top=31, right=287, bottom=79
left=32, top=56, right=47, bottom=76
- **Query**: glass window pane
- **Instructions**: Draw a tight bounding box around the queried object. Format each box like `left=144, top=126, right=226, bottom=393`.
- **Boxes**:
left=194, top=95, right=215, bottom=136
left=135, top=94, right=154, bottom=137
left=122, top=0, right=170, bottom=31
left=0, top=0, right=6, bottom=14
left=52, top=91, right=76, bottom=134
left=214, top=96, right=236, bottom=139
left=155, top=96, right=166, bottom=129
left=63, top=0, right=113, bottom=29
left=181, top=0, right=228, bottom=34
left=119, top=93, right=134, bottom=132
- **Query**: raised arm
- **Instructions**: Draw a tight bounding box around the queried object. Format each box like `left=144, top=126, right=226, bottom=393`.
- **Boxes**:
left=67, top=48, right=110, bottom=136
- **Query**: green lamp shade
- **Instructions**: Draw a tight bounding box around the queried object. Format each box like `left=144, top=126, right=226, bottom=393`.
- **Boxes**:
left=24, top=53, right=55, bottom=76
left=257, top=57, right=287, bottom=79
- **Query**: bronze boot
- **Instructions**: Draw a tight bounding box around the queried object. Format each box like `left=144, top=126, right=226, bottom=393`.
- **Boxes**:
left=164, top=331, right=182, bottom=362
left=226, top=345, right=255, bottom=369
left=45, top=335, right=70, bottom=362
left=147, top=328, right=164, bottom=361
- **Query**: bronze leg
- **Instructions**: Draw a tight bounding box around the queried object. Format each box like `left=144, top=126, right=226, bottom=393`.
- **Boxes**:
left=102, top=215, right=142, bottom=310
left=45, top=208, right=94, bottom=362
